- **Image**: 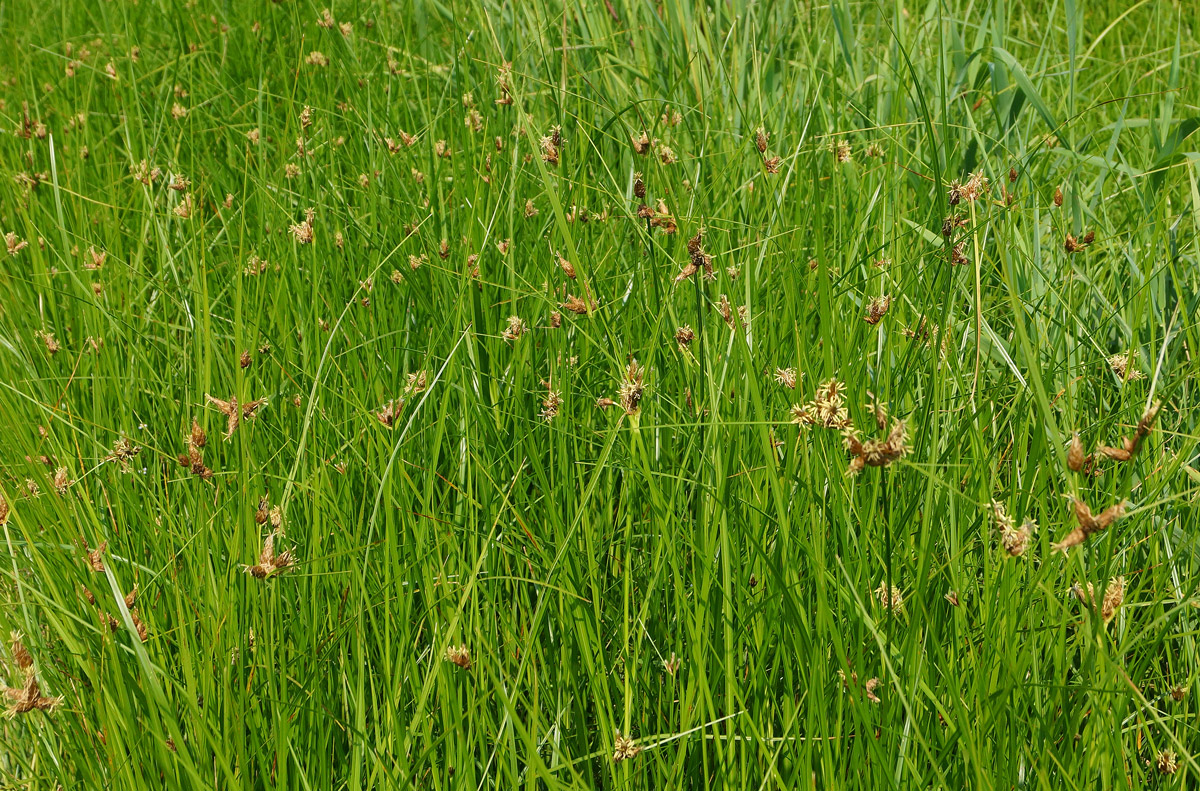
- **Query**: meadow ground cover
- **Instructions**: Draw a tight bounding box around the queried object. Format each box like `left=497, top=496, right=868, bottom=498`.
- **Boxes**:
left=0, top=0, right=1198, bottom=788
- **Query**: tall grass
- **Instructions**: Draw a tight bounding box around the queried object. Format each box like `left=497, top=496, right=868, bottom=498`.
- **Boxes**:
left=0, top=0, right=1198, bottom=787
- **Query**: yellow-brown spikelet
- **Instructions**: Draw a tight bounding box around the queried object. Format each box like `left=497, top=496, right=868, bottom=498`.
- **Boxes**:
left=991, top=501, right=1034, bottom=557
left=376, top=399, right=403, bottom=428
left=630, top=130, right=651, bottom=155
left=1107, top=351, right=1144, bottom=382
left=1072, top=576, right=1125, bottom=623
left=1053, top=186, right=1064, bottom=206
left=674, top=325, right=694, bottom=349
left=539, top=388, right=563, bottom=422
left=5, top=232, right=29, bottom=257
left=613, top=730, right=641, bottom=762
left=556, top=253, right=576, bottom=279
left=255, top=496, right=271, bottom=525
left=539, top=125, right=561, bottom=166
left=763, top=155, right=781, bottom=173
left=501, top=315, right=527, bottom=342
left=1053, top=498, right=1127, bottom=552
left=445, top=644, right=471, bottom=669
left=289, top=208, right=315, bottom=244
left=1156, top=749, right=1178, bottom=775
left=618, top=359, right=645, bottom=416
left=0, top=496, right=9, bottom=526
left=404, top=370, right=428, bottom=396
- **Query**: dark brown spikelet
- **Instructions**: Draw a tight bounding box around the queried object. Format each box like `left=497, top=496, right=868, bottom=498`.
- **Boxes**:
left=1053, top=498, right=1127, bottom=552
left=633, top=172, right=646, bottom=200
left=123, top=585, right=138, bottom=608
left=239, top=350, right=251, bottom=369
left=755, top=126, right=769, bottom=154
left=942, top=214, right=968, bottom=239
left=1008, top=167, right=1018, bottom=183
left=1053, top=186, right=1064, bottom=206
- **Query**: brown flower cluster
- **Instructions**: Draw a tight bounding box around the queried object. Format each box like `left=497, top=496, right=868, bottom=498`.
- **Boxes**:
left=842, top=419, right=909, bottom=476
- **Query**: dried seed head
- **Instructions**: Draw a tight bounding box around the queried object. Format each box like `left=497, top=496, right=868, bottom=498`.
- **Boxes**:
left=630, top=130, right=651, bottom=155
left=674, top=325, right=694, bottom=348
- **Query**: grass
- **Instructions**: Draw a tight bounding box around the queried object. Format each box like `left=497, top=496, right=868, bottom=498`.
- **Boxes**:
left=0, top=0, right=1198, bottom=787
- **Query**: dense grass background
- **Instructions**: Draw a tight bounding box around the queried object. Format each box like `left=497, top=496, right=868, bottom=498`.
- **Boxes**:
left=1, top=0, right=1198, bottom=787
